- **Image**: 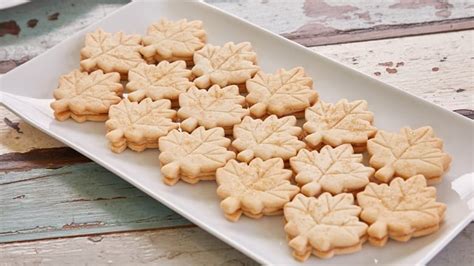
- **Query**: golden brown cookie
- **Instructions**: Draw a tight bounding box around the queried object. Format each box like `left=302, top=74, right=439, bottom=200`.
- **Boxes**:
left=232, top=115, right=305, bottom=162
left=105, top=98, right=178, bottom=153
left=290, top=144, right=373, bottom=197
left=140, top=18, right=206, bottom=64
left=357, top=175, right=446, bottom=246
left=303, top=99, right=377, bottom=152
left=158, top=127, right=235, bottom=185
left=192, top=42, right=259, bottom=89
left=51, top=69, right=123, bottom=122
left=246, top=67, right=317, bottom=118
left=126, top=61, right=193, bottom=104
left=284, top=193, right=367, bottom=261
left=216, top=158, right=299, bottom=221
left=177, top=85, right=249, bottom=134
left=367, top=126, right=451, bottom=184
left=80, top=29, right=144, bottom=77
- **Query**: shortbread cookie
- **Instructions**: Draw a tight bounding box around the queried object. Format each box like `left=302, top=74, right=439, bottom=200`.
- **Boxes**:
left=304, top=99, right=377, bottom=152
left=140, top=18, right=206, bottom=64
left=246, top=67, right=317, bottom=118
left=126, top=61, right=193, bottom=104
left=232, top=115, right=305, bottom=162
left=80, top=29, right=144, bottom=77
left=216, top=158, right=299, bottom=221
left=367, top=126, right=451, bottom=184
left=290, top=144, right=373, bottom=197
left=158, top=127, right=235, bottom=185
left=178, top=85, right=249, bottom=134
left=192, top=42, right=259, bottom=89
left=357, top=175, right=446, bottom=246
left=51, top=69, right=123, bottom=122
left=284, top=193, right=367, bottom=261
left=105, top=98, right=178, bottom=153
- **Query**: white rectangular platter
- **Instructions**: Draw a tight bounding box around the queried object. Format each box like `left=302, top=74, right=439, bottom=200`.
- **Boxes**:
left=1, top=0, right=473, bottom=264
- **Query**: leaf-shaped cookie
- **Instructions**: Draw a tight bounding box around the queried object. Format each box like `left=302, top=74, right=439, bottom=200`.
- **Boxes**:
left=105, top=98, right=178, bottom=153
left=51, top=69, right=123, bottom=122
left=178, top=85, right=249, bottom=133
left=246, top=67, right=318, bottom=117
left=126, top=61, right=193, bottom=103
left=357, top=175, right=446, bottom=246
left=290, top=144, right=373, bottom=197
left=140, top=18, right=206, bottom=63
left=284, top=193, right=367, bottom=261
left=304, top=99, right=377, bottom=151
left=367, top=126, right=451, bottom=184
left=232, top=115, right=305, bottom=162
left=216, top=158, right=299, bottom=221
left=158, top=127, right=235, bottom=185
left=192, top=42, right=260, bottom=89
left=80, top=29, right=144, bottom=76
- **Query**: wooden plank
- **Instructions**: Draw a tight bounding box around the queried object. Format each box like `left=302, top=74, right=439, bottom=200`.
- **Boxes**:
left=311, top=30, right=474, bottom=111
left=0, top=163, right=190, bottom=243
left=1, top=0, right=474, bottom=73
left=0, top=227, right=258, bottom=265
left=0, top=224, right=471, bottom=265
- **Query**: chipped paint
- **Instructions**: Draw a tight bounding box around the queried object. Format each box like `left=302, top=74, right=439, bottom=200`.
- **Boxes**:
left=378, top=61, right=394, bottom=67
left=62, top=221, right=104, bottom=230
left=432, top=67, right=440, bottom=71
left=396, top=62, right=405, bottom=67
left=374, top=71, right=381, bottom=76
left=386, top=68, right=398, bottom=74
left=27, top=19, right=38, bottom=28
left=47, top=12, right=60, bottom=21
left=303, top=0, right=359, bottom=19
left=0, top=20, right=20, bottom=37
left=3, top=117, right=22, bottom=134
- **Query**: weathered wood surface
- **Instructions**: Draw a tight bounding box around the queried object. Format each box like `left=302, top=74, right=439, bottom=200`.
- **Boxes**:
left=0, top=163, right=189, bottom=243
left=1, top=0, right=473, bottom=73
left=312, top=30, right=474, bottom=111
left=0, top=227, right=257, bottom=266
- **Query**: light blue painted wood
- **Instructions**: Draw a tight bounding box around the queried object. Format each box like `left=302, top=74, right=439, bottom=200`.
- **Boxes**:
left=0, top=163, right=190, bottom=243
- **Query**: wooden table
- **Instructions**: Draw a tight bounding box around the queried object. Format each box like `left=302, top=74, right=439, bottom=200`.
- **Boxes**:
left=1, top=0, right=473, bottom=264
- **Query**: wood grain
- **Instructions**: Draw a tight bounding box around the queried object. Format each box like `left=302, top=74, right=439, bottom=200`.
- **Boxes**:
left=0, top=227, right=258, bottom=266
left=0, top=163, right=189, bottom=243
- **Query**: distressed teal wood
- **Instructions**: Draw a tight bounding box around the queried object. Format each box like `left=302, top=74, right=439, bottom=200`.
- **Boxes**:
left=0, top=163, right=190, bottom=243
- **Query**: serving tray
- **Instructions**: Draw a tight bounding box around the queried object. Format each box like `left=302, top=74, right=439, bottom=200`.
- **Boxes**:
left=1, top=0, right=472, bottom=264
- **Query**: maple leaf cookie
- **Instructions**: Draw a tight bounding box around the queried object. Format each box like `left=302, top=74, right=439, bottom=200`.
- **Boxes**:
left=51, top=69, right=123, bottom=122
left=192, top=42, right=259, bottom=89
left=357, top=175, right=446, bottom=246
left=80, top=29, right=144, bottom=77
left=284, top=193, right=367, bottom=261
left=303, top=99, right=377, bottom=152
left=246, top=67, right=318, bottom=118
left=158, top=127, right=235, bottom=185
left=178, top=85, right=249, bottom=134
left=141, top=18, right=206, bottom=64
left=367, top=126, right=451, bottom=184
left=232, top=115, right=306, bottom=162
left=216, top=158, right=299, bottom=221
left=105, top=98, right=178, bottom=153
left=290, top=144, right=373, bottom=197
left=126, top=61, right=193, bottom=104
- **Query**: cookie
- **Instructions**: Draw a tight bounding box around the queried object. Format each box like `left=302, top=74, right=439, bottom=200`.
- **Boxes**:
left=192, top=42, right=259, bottom=89
left=284, top=193, right=367, bottom=261
left=140, top=18, right=206, bottom=64
left=246, top=67, right=317, bottom=118
left=303, top=99, right=377, bottom=152
left=216, top=157, right=299, bottom=221
left=126, top=61, right=193, bottom=104
left=232, top=115, right=306, bottom=162
left=158, top=127, right=235, bottom=185
left=357, top=175, right=446, bottom=246
left=80, top=29, right=144, bottom=78
left=51, top=69, right=123, bottom=122
left=290, top=144, right=373, bottom=197
left=105, top=98, right=178, bottom=153
left=367, top=126, right=451, bottom=184
left=177, top=85, right=249, bottom=134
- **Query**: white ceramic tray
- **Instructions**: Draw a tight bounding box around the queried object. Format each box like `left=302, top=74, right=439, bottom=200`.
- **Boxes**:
left=1, top=0, right=473, bottom=264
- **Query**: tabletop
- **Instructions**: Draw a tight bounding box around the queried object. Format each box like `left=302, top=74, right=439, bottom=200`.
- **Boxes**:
left=0, top=0, right=473, bottom=265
